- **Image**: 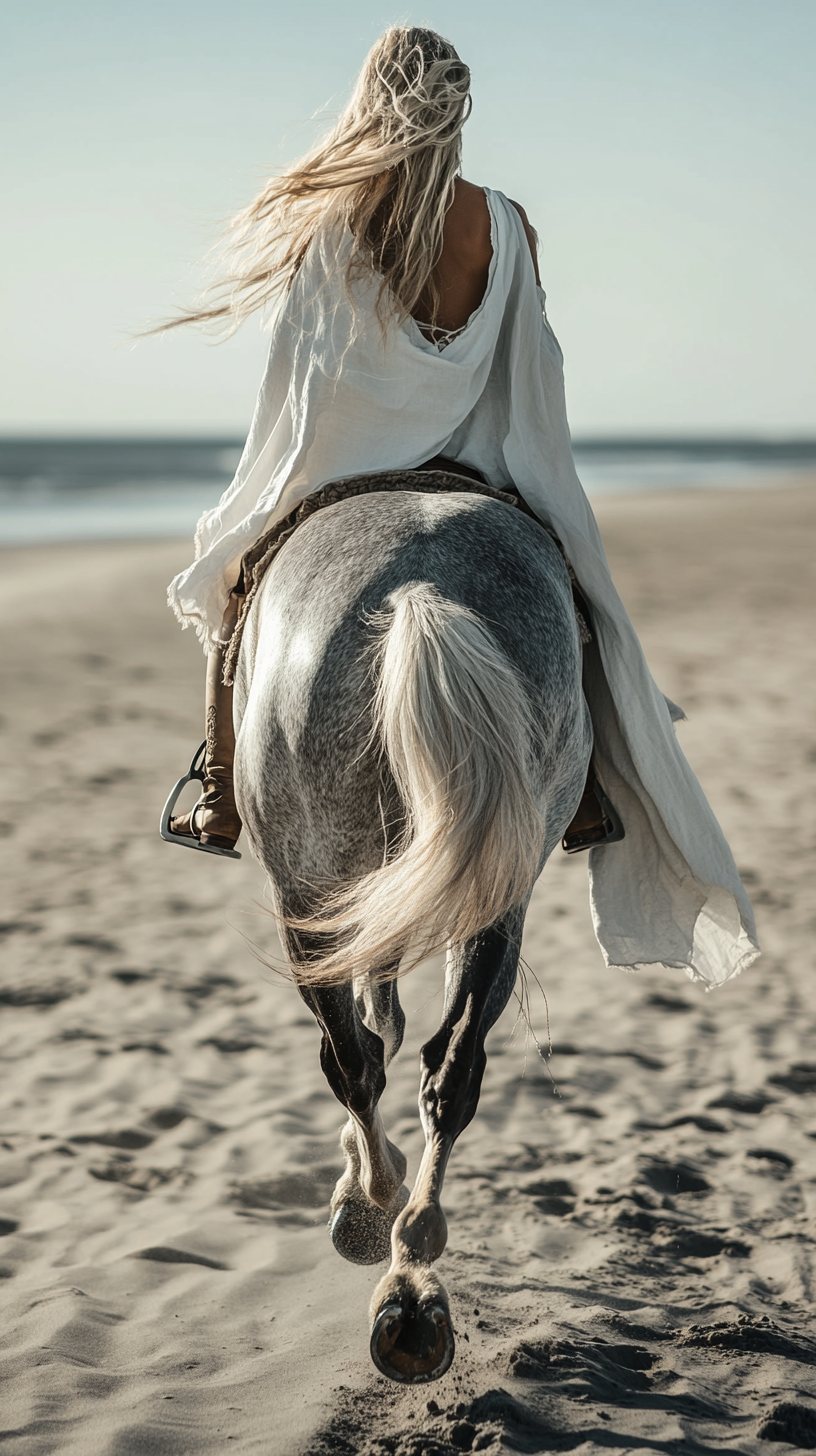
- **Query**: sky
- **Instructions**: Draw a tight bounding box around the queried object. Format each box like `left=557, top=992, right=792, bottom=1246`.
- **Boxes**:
left=1, top=0, right=814, bottom=437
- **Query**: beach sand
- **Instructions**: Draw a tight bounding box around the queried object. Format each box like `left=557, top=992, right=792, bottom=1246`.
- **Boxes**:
left=1, top=481, right=815, bottom=1454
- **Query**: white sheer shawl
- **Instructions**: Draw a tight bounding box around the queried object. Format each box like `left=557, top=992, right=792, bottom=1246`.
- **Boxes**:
left=169, top=188, right=759, bottom=988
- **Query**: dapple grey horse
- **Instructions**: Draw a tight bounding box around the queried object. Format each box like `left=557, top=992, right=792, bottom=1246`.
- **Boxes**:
left=232, top=486, right=591, bottom=1383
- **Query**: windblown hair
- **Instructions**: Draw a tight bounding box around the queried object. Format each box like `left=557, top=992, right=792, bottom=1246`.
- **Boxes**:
left=164, top=27, right=471, bottom=335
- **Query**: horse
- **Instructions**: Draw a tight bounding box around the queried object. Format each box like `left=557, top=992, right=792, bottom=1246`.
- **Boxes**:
left=232, top=485, right=592, bottom=1384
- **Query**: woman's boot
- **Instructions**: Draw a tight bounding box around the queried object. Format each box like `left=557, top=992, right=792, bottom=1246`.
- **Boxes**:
left=562, top=773, right=625, bottom=855
left=160, top=591, right=244, bottom=857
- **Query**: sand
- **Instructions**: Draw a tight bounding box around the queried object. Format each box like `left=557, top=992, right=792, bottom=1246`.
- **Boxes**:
left=1, top=480, right=815, bottom=1455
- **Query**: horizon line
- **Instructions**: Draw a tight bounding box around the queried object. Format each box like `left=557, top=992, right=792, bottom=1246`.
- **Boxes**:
left=2, top=431, right=816, bottom=451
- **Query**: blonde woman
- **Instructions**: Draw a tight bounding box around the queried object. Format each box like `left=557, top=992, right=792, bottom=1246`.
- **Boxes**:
left=160, top=26, right=757, bottom=987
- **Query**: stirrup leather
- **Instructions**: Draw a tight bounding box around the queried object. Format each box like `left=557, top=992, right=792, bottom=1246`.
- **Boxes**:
left=159, top=741, right=242, bottom=860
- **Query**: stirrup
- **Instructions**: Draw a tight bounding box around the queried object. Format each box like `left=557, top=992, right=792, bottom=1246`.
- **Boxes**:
left=562, top=780, right=625, bottom=856
left=159, top=741, right=241, bottom=860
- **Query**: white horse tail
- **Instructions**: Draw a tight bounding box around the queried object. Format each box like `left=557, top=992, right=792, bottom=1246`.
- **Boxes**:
left=288, top=582, right=543, bottom=985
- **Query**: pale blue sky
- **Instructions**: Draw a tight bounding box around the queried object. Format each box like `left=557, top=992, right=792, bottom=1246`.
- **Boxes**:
left=1, top=0, right=814, bottom=435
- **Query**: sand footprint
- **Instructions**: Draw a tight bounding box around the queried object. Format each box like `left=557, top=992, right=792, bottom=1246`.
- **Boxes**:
left=131, top=1246, right=229, bottom=1270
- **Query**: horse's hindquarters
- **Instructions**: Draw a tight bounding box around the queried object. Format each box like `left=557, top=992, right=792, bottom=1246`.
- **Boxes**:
left=234, top=490, right=591, bottom=909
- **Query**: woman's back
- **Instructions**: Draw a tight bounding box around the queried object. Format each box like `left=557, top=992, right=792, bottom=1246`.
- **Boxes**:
left=414, top=179, right=492, bottom=333
left=416, top=179, right=539, bottom=337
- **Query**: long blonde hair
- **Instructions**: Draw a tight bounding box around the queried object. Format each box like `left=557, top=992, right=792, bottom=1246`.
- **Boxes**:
left=166, top=27, right=471, bottom=336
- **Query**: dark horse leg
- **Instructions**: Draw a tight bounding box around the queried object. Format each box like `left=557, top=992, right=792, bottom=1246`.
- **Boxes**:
left=286, top=929, right=409, bottom=1266
left=369, top=904, right=525, bottom=1383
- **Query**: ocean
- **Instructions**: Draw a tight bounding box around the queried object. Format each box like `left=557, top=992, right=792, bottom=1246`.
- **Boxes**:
left=1, top=436, right=814, bottom=547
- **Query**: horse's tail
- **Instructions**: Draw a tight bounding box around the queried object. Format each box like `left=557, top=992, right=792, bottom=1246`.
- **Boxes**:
left=288, top=582, right=543, bottom=985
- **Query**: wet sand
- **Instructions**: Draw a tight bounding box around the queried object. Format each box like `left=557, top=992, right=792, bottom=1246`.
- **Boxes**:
left=1, top=481, right=815, bottom=1454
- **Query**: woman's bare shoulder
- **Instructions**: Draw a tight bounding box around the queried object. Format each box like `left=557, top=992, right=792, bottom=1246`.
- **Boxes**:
left=455, top=182, right=540, bottom=282
left=455, top=177, right=490, bottom=209
left=448, top=178, right=492, bottom=259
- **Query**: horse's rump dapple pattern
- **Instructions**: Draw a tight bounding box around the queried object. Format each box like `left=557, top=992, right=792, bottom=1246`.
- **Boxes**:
left=222, top=467, right=527, bottom=687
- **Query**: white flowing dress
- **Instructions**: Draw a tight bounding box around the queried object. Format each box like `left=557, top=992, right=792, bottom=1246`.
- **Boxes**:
left=169, top=188, right=759, bottom=989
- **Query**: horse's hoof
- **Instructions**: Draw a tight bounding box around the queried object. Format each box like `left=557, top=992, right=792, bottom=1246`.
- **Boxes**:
left=369, top=1276, right=455, bottom=1383
left=329, top=1189, right=407, bottom=1266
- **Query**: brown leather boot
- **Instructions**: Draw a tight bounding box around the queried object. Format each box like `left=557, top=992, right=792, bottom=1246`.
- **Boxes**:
left=562, top=774, right=625, bottom=855
left=160, top=591, right=244, bottom=857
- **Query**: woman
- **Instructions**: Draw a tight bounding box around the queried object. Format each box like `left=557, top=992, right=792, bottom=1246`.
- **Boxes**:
left=161, top=26, right=758, bottom=987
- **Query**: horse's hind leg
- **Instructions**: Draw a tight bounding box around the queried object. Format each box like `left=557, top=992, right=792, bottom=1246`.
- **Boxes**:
left=369, top=906, right=524, bottom=1383
left=288, top=934, right=408, bottom=1266
left=354, top=973, right=406, bottom=1068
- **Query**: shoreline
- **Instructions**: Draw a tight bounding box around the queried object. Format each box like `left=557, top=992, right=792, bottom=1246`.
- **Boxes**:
left=0, top=466, right=813, bottom=550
